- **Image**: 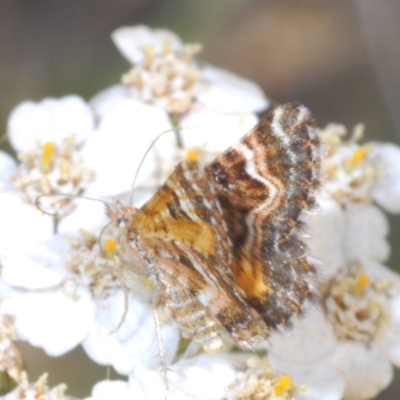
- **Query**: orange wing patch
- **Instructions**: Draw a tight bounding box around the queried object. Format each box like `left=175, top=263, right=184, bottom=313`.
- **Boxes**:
left=233, top=253, right=273, bottom=301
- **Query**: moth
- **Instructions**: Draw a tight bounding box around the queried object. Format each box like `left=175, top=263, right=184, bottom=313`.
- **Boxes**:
left=107, top=102, right=320, bottom=353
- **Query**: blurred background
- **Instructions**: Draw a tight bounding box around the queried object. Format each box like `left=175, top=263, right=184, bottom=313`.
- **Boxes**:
left=1, top=0, right=400, bottom=398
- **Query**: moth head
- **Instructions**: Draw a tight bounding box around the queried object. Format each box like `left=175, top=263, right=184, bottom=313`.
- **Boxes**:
left=106, top=202, right=137, bottom=230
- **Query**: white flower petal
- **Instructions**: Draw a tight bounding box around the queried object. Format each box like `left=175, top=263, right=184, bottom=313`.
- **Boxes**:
left=1, top=236, right=69, bottom=289
left=1, top=285, right=95, bottom=356
left=199, top=65, right=269, bottom=113
left=370, top=142, right=400, bottom=213
left=170, top=353, right=237, bottom=400
left=129, top=353, right=237, bottom=400
left=0, top=193, right=53, bottom=259
left=269, top=357, right=345, bottom=400
left=111, top=25, right=183, bottom=65
left=81, top=99, right=172, bottom=197
left=82, top=289, right=180, bottom=375
left=306, top=197, right=346, bottom=279
left=87, top=380, right=136, bottom=400
left=90, top=84, right=130, bottom=120
left=57, top=198, right=108, bottom=234
left=0, top=151, right=17, bottom=191
left=180, top=108, right=258, bottom=154
left=8, top=95, right=95, bottom=153
left=343, top=203, right=390, bottom=263
left=378, top=296, right=400, bottom=367
left=0, top=279, right=19, bottom=301
left=128, top=365, right=165, bottom=400
left=268, top=307, right=337, bottom=363
left=329, top=341, right=393, bottom=400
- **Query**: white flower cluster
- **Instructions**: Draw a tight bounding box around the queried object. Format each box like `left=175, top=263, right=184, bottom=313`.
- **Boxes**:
left=0, top=25, right=399, bottom=400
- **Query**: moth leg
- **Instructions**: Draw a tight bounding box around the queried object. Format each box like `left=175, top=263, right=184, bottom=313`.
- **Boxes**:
left=152, top=295, right=169, bottom=400
left=110, top=289, right=129, bottom=334
left=106, top=256, right=130, bottom=334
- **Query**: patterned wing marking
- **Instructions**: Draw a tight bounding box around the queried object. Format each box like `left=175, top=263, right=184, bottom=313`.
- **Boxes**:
left=205, top=102, right=320, bottom=328
left=131, top=161, right=232, bottom=267
left=128, top=161, right=268, bottom=350
left=141, top=236, right=268, bottom=351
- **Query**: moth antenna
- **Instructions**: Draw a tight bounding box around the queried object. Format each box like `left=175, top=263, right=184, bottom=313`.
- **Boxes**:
left=129, top=126, right=197, bottom=204
left=35, top=192, right=113, bottom=217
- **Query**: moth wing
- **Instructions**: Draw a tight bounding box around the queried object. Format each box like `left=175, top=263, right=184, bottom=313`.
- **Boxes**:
left=131, top=161, right=267, bottom=349
left=141, top=236, right=268, bottom=350
left=205, top=103, right=321, bottom=328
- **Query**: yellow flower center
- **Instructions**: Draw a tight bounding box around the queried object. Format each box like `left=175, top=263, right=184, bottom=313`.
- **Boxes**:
left=40, top=142, right=56, bottom=173
left=274, top=375, right=292, bottom=397
left=348, top=148, right=367, bottom=169
left=103, top=239, right=117, bottom=256
left=186, top=149, right=199, bottom=162
left=353, top=273, right=370, bottom=293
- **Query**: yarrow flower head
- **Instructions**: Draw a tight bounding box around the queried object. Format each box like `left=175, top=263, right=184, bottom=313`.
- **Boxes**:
left=322, top=261, right=394, bottom=344
left=64, top=231, right=121, bottom=295
left=228, top=357, right=306, bottom=400
left=320, top=122, right=400, bottom=212
left=115, top=25, right=203, bottom=115
left=6, top=95, right=96, bottom=220
left=63, top=228, right=156, bottom=301
left=111, top=25, right=268, bottom=117
left=12, top=136, right=94, bottom=219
